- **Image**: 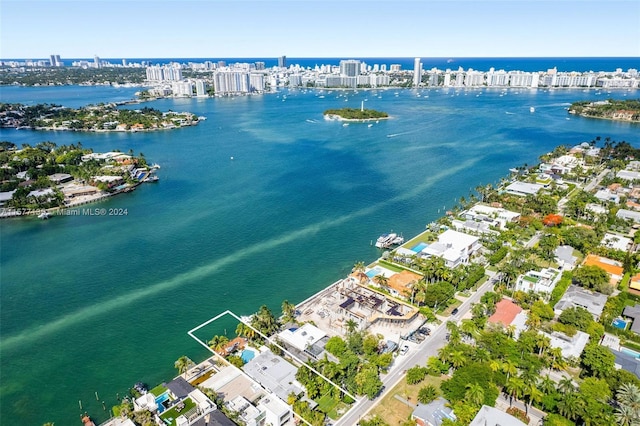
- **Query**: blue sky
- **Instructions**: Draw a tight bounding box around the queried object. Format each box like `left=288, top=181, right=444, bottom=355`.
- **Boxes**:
left=1, top=0, right=639, bottom=59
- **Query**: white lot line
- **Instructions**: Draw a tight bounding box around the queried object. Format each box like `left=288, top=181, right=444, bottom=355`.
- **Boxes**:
left=188, top=310, right=360, bottom=424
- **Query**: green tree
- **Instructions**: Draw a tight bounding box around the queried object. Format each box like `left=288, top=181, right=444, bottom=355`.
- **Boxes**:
left=572, top=265, right=611, bottom=293
left=465, top=382, right=485, bottom=407
left=174, top=355, right=195, bottom=375
left=406, top=366, right=428, bottom=385
left=418, top=385, right=439, bottom=404
left=281, top=300, right=296, bottom=323
left=208, top=335, right=229, bottom=352
left=581, top=344, right=615, bottom=378
left=558, top=306, right=594, bottom=331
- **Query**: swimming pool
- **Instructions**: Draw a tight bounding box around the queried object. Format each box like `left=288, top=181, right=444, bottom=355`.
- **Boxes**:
left=621, top=347, right=640, bottom=359
left=241, top=349, right=256, bottom=363
left=612, top=318, right=629, bottom=329
left=366, top=267, right=382, bottom=278
left=155, top=391, right=170, bottom=413
left=411, top=242, right=429, bottom=252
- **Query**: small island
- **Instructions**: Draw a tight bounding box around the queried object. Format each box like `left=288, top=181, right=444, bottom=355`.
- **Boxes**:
left=0, top=102, right=201, bottom=132
left=0, top=141, right=159, bottom=217
left=568, top=99, right=640, bottom=122
left=323, top=107, right=389, bottom=122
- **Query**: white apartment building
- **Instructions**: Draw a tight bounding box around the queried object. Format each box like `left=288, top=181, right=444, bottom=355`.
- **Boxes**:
left=214, top=71, right=251, bottom=94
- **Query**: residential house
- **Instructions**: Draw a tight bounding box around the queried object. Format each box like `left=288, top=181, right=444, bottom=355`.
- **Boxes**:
left=594, top=189, right=620, bottom=204
left=411, top=397, right=456, bottom=426
left=514, top=268, right=561, bottom=294
left=504, top=181, right=544, bottom=196
left=277, top=323, right=328, bottom=360
left=257, top=395, right=291, bottom=426
left=617, top=209, right=640, bottom=223
left=623, top=305, right=640, bottom=335
left=601, top=233, right=632, bottom=251
left=554, top=285, right=608, bottom=320
left=554, top=245, right=578, bottom=270
left=468, top=406, right=527, bottom=426
left=242, top=349, right=305, bottom=401
left=617, top=170, right=640, bottom=181
left=460, top=204, right=520, bottom=230
left=488, top=299, right=522, bottom=328
left=582, top=254, right=624, bottom=286
left=421, top=229, right=481, bottom=268
left=386, top=270, right=422, bottom=299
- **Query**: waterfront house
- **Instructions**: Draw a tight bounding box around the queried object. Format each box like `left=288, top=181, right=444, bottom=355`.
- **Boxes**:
left=48, top=172, right=73, bottom=184
left=421, top=229, right=481, bottom=268
left=242, top=349, right=305, bottom=401
left=504, top=181, right=544, bottom=197
left=460, top=203, right=520, bottom=230
left=277, top=323, right=328, bottom=360
left=386, top=270, right=422, bottom=299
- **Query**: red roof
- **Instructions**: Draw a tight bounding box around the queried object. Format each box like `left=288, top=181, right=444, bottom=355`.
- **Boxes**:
left=488, top=299, right=522, bottom=326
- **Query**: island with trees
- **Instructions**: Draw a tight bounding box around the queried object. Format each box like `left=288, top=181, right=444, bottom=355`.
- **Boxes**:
left=569, top=99, right=640, bottom=122
left=0, top=141, right=157, bottom=216
left=0, top=103, right=201, bottom=132
left=323, top=107, right=389, bottom=122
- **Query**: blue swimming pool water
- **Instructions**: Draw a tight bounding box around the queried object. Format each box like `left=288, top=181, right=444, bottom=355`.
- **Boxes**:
left=241, top=349, right=256, bottom=363
left=366, top=268, right=382, bottom=278
left=612, top=318, right=628, bottom=329
left=155, top=391, right=170, bottom=413
left=621, top=347, right=640, bottom=359
left=411, top=242, right=428, bottom=252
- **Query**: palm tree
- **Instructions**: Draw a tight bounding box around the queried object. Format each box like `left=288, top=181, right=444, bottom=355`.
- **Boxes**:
left=617, top=383, right=640, bottom=408
left=352, top=261, right=366, bottom=273
left=557, top=392, right=584, bottom=421
left=374, top=274, right=389, bottom=290
left=465, top=383, right=485, bottom=407
left=505, top=376, right=526, bottom=408
left=418, top=385, right=439, bottom=404
left=524, top=383, right=543, bottom=415
left=174, top=356, right=195, bottom=375
left=502, top=360, right=517, bottom=381
left=450, top=350, right=466, bottom=369
left=446, top=321, right=461, bottom=345
left=558, top=377, right=575, bottom=394
left=345, top=318, right=358, bottom=334
left=208, top=335, right=229, bottom=353
left=281, top=300, right=296, bottom=323
left=615, top=404, right=638, bottom=426
left=538, top=375, right=556, bottom=396
left=489, top=359, right=502, bottom=373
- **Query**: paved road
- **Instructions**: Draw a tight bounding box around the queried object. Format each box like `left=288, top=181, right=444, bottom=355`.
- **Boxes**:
left=335, top=273, right=498, bottom=425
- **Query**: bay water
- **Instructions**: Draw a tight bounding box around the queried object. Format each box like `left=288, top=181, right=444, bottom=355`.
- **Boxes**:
left=1, top=72, right=639, bottom=424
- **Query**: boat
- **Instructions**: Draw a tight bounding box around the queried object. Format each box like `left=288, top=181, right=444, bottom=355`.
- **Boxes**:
left=530, top=107, right=535, bottom=113
left=144, top=175, right=159, bottom=182
left=343, top=123, right=349, bottom=127
left=38, top=211, right=51, bottom=220
left=375, top=232, right=405, bottom=249
left=368, top=124, right=373, bottom=128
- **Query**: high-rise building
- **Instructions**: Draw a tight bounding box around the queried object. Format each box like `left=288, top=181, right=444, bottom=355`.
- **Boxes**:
left=278, top=56, right=287, bottom=68
left=94, top=55, right=101, bottom=68
left=195, top=80, right=208, bottom=97
left=49, top=54, right=62, bottom=67
left=339, top=60, right=360, bottom=77
left=413, top=57, right=422, bottom=87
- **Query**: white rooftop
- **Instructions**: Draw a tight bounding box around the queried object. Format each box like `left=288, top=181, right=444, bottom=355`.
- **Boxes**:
left=544, top=330, right=590, bottom=359
left=602, top=233, right=632, bottom=251
left=505, top=181, right=544, bottom=196
left=469, top=405, right=527, bottom=426
left=277, top=323, right=326, bottom=352
left=617, top=170, right=640, bottom=181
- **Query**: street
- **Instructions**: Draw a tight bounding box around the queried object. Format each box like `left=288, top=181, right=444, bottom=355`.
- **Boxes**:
left=335, top=273, right=498, bottom=425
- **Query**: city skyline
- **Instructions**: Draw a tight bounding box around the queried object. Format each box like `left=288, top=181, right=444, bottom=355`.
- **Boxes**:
left=1, top=0, right=639, bottom=59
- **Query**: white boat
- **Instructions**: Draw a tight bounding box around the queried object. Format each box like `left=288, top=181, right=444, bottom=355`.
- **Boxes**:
left=530, top=107, right=535, bottom=113
left=38, top=211, right=51, bottom=220
left=343, top=123, right=349, bottom=127
left=375, top=232, right=404, bottom=248
left=368, top=124, right=373, bottom=128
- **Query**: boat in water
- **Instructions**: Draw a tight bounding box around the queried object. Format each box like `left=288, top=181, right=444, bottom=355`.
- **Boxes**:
left=38, top=211, right=51, bottom=220
left=375, top=232, right=404, bottom=248
left=530, top=107, right=535, bottom=113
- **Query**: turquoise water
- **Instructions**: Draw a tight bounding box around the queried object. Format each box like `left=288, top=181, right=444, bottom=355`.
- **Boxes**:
left=622, top=347, right=640, bottom=358
left=411, top=242, right=429, bottom=252
left=241, top=349, right=256, bottom=363
left=1, top=83, right=639, bottom=425
left=613, top=318, right=629, bottom=329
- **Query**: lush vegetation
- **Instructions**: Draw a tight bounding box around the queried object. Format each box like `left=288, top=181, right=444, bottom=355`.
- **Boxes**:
left=569, top=99, right=640, bottom=122
left=0, top=102, right=199, bottom=131
left=323, top=108, right=389, bottom=120
left=0, top=66, right=146, bottom=86
left=0, top=141, right=148, bottom=209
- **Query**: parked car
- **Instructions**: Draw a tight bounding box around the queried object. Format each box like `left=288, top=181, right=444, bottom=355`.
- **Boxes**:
left=418, top=327, right=431, bottom=336
left=451, top=308, right=459, bottom=315
left=400, top=345, right=409, bottom=355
